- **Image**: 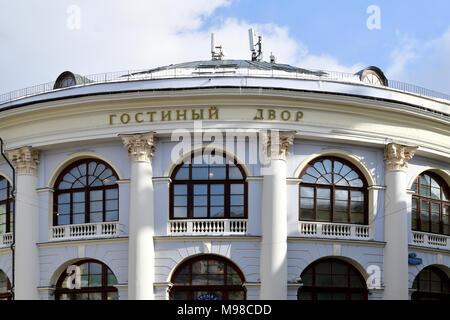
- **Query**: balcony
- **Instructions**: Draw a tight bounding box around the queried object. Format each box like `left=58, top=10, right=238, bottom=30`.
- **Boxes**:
left=168, top=219, right=247, bottom=236
left=299, top=221, right=371, bottom=240
left=50, top=221, right=120, bottom=241
left=0, top=233, right=12, bottom=248
left=411, top=231, right=450, bottom=249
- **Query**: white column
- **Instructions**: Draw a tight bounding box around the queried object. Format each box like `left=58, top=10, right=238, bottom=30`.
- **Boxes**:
left=260, top=131, right=295, bottom=300
left=121, top=132, right=156, bottom=300
left=383, top=143, right=417, bottom=300
left=6, top=146, right=40, bottom=300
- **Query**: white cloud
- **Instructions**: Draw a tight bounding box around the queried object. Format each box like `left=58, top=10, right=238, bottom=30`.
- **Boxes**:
left=0, top=0, right=365, bottom=94
left=385, top=28, right=450, bottom=94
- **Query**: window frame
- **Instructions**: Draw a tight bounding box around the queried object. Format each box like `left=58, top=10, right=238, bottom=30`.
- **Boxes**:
left=297, top=258, right=368, bottom=300
left=54, top=259, right=118, bottom=300
left=412, top=266, right=449, bottom=300
left=52, top=158, right=120, bottom=226
left=298, top=156, right=369, bottom=225
left=170, top=151, right=248, bottom=220
left=0, top=176, right=13, bottom=234
left=169, top=254, right=246, bottom=300
left=411, top=172, right=450, bottom=235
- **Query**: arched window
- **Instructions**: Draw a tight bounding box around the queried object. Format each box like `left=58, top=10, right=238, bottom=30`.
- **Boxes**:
left=411, top=172, right=449, bottom=235
left=170, top=255, right=246, bottom=300
left=299, top=157, right=368, bottom=224
left=53, top=159, right=119, bottom=226
left=53, top=71, right=76, bottom=89
left=0, top=270, right=12, bottom=300
left=0, top=176, right=13, bottom=234
left=170, top=151, right=247, bottom=219
left=298, top=258, right=368, bottom=300
left=55, top=259, right=118, bottom=300
left=412, top=266, right=449, bottom=300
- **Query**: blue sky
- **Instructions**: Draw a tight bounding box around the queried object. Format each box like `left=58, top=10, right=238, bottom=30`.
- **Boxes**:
left=1, top=0, right=449, bottom=94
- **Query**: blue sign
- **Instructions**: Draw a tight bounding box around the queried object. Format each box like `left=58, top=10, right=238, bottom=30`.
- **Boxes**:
left=408, top=253, right=422, bottom=265
left=197, top=293, right=219, bottom=300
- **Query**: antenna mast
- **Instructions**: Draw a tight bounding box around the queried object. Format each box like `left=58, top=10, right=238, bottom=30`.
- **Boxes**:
left=248, top=28, right=263, bottom=61
left=211, top=33, right=224, bottom=60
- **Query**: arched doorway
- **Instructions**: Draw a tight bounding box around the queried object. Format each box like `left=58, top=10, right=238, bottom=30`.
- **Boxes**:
left=412, top=266, right=449, bottom=300
left=297, top=258, right=368, bottom=300
left=54, top=259, right=118, bottom=300
left=170, top=254, right=246, bottom=300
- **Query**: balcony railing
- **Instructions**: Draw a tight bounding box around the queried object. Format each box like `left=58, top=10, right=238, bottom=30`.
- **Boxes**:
left=299, top=221, right=371, bottom=240
left=411, top=231, right=449, bottom=249
left=168, top=219, right=247, bottom=235
left=1, top=66, right=449, bottom=107
left=0, top=233, right=13, bottom=248
left=50, top=221, right=120, bottom=241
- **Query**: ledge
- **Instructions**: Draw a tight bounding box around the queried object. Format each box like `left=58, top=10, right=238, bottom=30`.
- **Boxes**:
left=288, top=236, right=386, bottom=247
left=38, top=236, right=129, bottom=248
left=154, top=235, right=261, bottom=242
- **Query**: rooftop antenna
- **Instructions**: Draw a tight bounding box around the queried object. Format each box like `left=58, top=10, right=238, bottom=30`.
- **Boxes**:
left=211, top=33, right=224, bottom=61
left=248, top=28, right=263, bottom=61
left=270, top=52, right=276, bottom=64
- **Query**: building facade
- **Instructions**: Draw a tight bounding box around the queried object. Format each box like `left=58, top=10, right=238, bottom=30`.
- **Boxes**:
left=0, top=61, right=448, bottom=300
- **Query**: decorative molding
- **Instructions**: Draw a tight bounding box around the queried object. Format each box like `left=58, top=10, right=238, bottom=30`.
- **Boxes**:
left=245, top=176, right=263, bottom=182
left=154, top=235, right=261, bottom=242
left=120, top=132, right=156, bottom=162
left=36, top=187, right=54, bottom=194
left=37, top=236, right=128, bottom=248
left=116, top=179, right=131, bottom=185
left=287, top=236, right=386, bottom=247
left=286, top=178, right=302, bottom=185
left=261, top=130, right=296, bottom=160
left=5, top=146, right=39, bottom=175
left=153, top=177, right=172, bottom=184
left=384, top=143, right=418, bottom=171
left=367, top=185, right=386, bottom=191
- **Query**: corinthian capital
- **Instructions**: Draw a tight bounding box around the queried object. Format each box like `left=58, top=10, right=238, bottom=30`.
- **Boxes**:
left=261, top=131, right=296, bottom=161
left=120, top=132, right=156, bottom=162
left=384, top=143, right=418, bottom=171
left=6, top=146, right=40, bottom=175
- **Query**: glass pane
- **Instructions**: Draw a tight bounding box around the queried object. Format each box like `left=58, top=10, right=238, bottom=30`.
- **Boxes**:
left=0, top=189, right=6, bottom=201
left=230, top=206, right=244, bottom=217
left=300, top=209, right=313, bottom=220
left=317, top=210, right=330, bottom=221
left=175, top=168, right=189, bottom=180
left=317, top=188, right=330, bottom=199
left=173, top=207, right=187, bottom=218
left=229, top=167, right=243, bottom=179
left=349, top=179, right=363, bottom=187
left=88, top=162, right=97, bottom=175
left=298, top=291, right=313, bottom=300
left=58, top=214, right=70, bottom=225
left=300, top=198, right=314, bottom=209
left=335, top=190, right=348, bottom=201
left=194, top=196, right=207, bottom=206
left=94, top=164, right=105, bottom=176
left=107, top=292, right=118, bottom=300
left=193, top=207, right=207, bottom=218
left=90, top=190, right=102, bottom=201
left=89, top=292, right=102, bottom=300
left=105, top=211, right=118, bottom=221
left=431, top=187, right=441, bottom=200
left=230, top=184, right=243, bottom=194
left=90, top=201, right=102, bottom=212
left=210, top=207, right=224, bottom=217
left=230, top=195, right=243, bottom=206
left=75, top=293, right=89, bottom=300
left=58, top=204, right=70, bottom=214
left=193, top=184, right=207, bottom=194
left=209, top=167, right=226, bottom=180
left=300, top=187, right=314, bottom=198
left=313, top=162, right=326, bottom=175
left=174, top=196, right=187, bottom=206
left=90, top=212, right=102, bottom=223
left=105, top=200, right=118, bottom=211
left=211, top=184, right=225, bottom=194
left=174, top=185, right=187, bottom=195
left=306, top=167, right=320, bottom=178
left=73, top=214, right=85, bottom=224
left=192, top=167, right=208, bottom=180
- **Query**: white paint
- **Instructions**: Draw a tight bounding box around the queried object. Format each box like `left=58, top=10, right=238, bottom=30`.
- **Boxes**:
left=260, top=159, right=288, bottom=299
left=128, top=159, right=155, bottom=300
left=15, top=173, right=40, bottom=299
left=384, top=169, right=409, bottom=300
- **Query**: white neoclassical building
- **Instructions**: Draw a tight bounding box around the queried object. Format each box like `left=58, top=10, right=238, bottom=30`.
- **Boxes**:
left=0, top=59, right=448, bottom=300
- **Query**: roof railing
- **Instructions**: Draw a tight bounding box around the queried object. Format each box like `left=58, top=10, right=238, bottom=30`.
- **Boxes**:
left=1, top=67, right=449, bottom=106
